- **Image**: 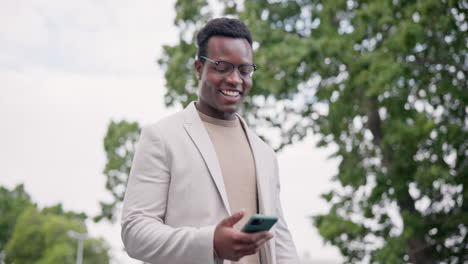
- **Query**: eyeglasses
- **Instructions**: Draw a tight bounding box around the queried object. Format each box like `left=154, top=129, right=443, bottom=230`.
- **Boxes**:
left=200, top=56, right=258, bottom=78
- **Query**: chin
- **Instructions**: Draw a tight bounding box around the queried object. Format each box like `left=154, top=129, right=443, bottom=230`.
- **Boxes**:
left=220, top=104, right=239, bottom=114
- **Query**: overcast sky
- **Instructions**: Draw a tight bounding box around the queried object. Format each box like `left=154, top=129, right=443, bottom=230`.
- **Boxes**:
left=1, top=1, right=342, bottom=263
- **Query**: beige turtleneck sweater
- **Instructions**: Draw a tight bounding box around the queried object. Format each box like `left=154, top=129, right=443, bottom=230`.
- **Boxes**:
left=198, top=110, right=260, bottom=264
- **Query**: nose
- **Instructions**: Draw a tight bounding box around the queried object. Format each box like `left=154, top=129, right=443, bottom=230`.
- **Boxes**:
left=225, top=68, right=243, bottom=86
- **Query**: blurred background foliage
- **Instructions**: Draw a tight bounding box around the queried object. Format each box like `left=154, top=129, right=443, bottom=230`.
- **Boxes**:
left=94, top=120, right=141, bottom=223
left=0, top=184, right=110, bottom=264
left=97, top=0, right=466, bottom=263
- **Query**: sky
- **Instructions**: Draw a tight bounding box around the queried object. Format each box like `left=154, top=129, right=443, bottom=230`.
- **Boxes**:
left=1, top=1, right=343, bottom=263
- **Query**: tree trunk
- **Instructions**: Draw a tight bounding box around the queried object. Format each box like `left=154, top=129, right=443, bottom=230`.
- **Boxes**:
left=367, top=98, right=435, bottom=264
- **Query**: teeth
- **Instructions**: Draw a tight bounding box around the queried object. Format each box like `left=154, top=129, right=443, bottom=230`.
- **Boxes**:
left=221, top=90, right=240, bottom=97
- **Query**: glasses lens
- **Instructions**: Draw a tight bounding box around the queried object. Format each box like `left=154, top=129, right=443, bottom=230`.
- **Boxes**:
left=238, top=65, right=255, bottom=76
left=215, top=61, right=234, bottom=73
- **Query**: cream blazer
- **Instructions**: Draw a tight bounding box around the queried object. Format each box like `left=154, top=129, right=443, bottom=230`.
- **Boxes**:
left=121, top=102, right=299, bottom=264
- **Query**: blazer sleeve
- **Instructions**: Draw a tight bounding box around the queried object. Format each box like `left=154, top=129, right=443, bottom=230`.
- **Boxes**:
left=273, top=156, right=301, bottom=264
left=121, top=125, right=216, bottom=264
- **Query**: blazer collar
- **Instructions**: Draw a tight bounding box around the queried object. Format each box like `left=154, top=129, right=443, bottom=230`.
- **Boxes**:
left=182, top=102, right=232, bottom=215
left=182, top=102, right=271, bottom=217
left=237, top=116, right=272, bottom=216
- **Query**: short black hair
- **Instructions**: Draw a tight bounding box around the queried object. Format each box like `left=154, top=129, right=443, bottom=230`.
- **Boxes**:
left=196, top=18, right=253, bottom=60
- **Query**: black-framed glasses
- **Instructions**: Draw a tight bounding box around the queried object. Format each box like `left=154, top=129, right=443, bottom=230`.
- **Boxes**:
left=200, top=56, right=258, bottom=78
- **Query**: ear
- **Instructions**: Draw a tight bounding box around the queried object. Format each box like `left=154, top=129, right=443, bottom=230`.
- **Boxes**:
left=194, top=60, right=203, bottom=80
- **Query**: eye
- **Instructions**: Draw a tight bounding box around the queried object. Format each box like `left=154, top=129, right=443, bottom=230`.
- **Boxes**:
left=215, top=61, right=233, bottom=73
left=239, top=65, right=255, bottom=76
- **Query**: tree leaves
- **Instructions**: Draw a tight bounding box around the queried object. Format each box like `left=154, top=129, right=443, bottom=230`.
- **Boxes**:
left=0, top=184, right=110, bottom=264
left=95, top=120, right=140, bottom=222
left=5, top=207, right=110, bottom=264
left=0, top=184, right=33, bottom=252
left=156, top=0, right=467, bottom=263
left=97, top=0, right=466, bottom=262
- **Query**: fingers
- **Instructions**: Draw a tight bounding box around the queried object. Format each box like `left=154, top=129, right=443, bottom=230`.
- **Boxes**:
left=214, top=213, right=273, bottom=261
left=219, top=209, right=245, bottom=227
left=236, top=246, right=258, bottom=258
left=254, top=234, right=273, bottom=247
left=235, top=231, right=272, bottom=244
left=251, top=231, right=273, bottom=244
left=233, top=233, right=273, bottom=258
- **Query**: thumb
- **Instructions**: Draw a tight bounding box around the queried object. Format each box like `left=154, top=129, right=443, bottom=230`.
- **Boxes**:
left=220, top=209, right=245, bottom=227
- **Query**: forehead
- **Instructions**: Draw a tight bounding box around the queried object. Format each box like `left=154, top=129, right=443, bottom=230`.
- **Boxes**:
left=206, top=36, right=253, bottom=62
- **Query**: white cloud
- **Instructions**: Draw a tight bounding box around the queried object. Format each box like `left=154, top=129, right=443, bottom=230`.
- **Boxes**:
left=0, top=0, right=178, bottom=74
left=0, top=0, right=49, bottom=45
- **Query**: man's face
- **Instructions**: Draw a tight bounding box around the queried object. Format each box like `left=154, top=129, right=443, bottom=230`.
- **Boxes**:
left=195, top=36, right=253, bottom=120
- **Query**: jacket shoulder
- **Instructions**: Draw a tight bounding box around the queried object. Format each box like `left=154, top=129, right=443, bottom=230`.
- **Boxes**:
left=142, top=110, right=185, bottom=135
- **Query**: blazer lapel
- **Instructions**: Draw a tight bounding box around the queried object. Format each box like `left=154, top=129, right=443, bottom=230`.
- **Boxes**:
left=239, top=116, right=275, bottom=264
left=183, top=102, right=232, bottom=216
left=238, top=117, right=272, bottom=215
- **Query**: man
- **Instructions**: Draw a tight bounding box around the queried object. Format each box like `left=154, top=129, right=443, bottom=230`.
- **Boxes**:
left=121, top=18, right=299, bottom=264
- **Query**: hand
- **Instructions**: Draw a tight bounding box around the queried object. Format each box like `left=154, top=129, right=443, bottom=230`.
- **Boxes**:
left=213, top=210, right=273, bottom=261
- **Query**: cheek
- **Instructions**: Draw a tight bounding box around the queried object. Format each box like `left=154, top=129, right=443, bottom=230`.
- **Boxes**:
left=243, top=80, right=253, bottom=94
left=201, top=75, right=222, bottom=98
left=205, top=74, right=223, bottom=90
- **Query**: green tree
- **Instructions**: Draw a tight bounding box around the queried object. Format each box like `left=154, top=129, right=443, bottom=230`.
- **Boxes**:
left=0, top=184, right=34, bottom=253
left=4, top=206, right=110, bottom=264
left=95, top=120, right=141, bottom=222
left=156, top=0, right=467, bottom=263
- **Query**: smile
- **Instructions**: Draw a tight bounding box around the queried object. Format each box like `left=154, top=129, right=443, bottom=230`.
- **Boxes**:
left=220, top=90, right=241, bottom=97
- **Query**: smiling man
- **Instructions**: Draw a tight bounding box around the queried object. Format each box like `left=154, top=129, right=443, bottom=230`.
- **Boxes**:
left=195, top=32, right=254, bottom=120
left=121, top=18, right=299, bottom=264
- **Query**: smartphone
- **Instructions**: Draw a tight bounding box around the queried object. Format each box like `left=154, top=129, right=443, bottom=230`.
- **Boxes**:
left=241, top=214, right=278, bottom=233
